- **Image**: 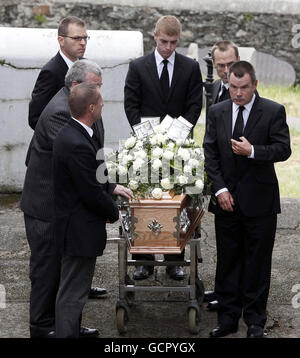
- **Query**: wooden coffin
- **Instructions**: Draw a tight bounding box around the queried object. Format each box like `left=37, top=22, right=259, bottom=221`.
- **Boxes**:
left=126, top=194, right=204, bottom=254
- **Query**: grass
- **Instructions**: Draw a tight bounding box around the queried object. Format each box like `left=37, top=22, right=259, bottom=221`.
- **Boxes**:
left=257, top=84, right=300, bottom=118
left=194, top=87, right=300, bottom=198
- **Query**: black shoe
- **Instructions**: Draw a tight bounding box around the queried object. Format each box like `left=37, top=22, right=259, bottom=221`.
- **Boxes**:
left=88, top=287, right=107, bottom=299
left=133, top=266, right=153, bottom=280
left=166, top=266, right=184, bottom=280
left=79, top=326, right=99, bottom=338
left=209, top=323, right=238, bottom=338
left=204, top=290, right=217, bottom=302
left=247, top=324, right=264, bottom=338
left=207, top=300, right=219, bottom=311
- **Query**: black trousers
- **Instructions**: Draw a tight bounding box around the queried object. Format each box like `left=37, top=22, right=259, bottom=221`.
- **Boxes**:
left=55, top=255, right=96, bottom=338
left=24, top=214, right=61, bottom=338
left=214, top=208, right=277, bottom=328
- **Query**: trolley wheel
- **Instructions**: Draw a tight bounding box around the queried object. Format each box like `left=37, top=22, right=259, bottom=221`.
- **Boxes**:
left=188, top=307, right=201, bottom=334
left=116, top=307, right=128, bottom=334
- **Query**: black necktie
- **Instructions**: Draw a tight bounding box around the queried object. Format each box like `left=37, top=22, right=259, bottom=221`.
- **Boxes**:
left=160, top=59, right=169, bottom=97
left=218, top=85, right=229, bottom=102
left=233, top=106, right=245, bottom=141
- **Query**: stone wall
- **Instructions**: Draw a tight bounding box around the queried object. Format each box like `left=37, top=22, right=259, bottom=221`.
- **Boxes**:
left=1, top=0, right=300, bottom=84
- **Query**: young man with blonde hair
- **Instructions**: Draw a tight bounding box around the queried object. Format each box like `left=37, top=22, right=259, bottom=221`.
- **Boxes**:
left=124, top=15, right=203, bottom=280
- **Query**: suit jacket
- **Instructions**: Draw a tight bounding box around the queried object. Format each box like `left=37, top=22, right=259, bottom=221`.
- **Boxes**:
left=52, top=120, right=119, bottom=257
left=211, top=78, right=222, bottom=105
left=203, top=95, right=291, bottom=217
left=124, top=51, right=203, bottom=127
left=21, top=86, right=109, bottom=221
left=28, top=52, right=68, bottom=130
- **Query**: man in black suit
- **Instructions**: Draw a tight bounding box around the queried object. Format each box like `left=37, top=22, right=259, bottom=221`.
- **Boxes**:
left=28, top=15, right=88, bottom=130
left=21, top=60, right=127, bottom=338
left=53, top=82, right=132, bottom=338
left=203, top=61, right=291, bottom=338
left=124, top=15, right=203, bottom=280
left=204, top=40, right=240, bottom=310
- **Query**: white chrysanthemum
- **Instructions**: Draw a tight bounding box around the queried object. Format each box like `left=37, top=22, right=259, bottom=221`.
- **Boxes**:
left=152, top=187, right=163, bottom=199
left=161, top=178, right=174, bottom=190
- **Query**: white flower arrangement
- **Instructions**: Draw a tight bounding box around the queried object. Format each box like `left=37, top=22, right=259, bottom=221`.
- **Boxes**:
left=106, top=124, right=206, bottom=200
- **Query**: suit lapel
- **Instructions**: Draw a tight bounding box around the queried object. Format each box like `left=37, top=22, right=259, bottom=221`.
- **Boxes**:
left=145, top=53, right=163, bottom=97
left=168, top=52, right=184, bottom=100
left=221, top=100, right=233, bottom=145
left=243, top=95, right=263, bottom=138
left=69, top=120, right=98, bottom=152
left=212, top=79, right=221, bottom=104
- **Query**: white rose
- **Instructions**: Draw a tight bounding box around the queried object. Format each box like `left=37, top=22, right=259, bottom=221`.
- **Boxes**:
left=152, top=147, right=163, bottom=158
left=121, top=154, right=133, bottom=166
left=129, top=180, right=139, bottom=191
left=162, top=149, right=174, bottom=160
left=178, top=175, right=188, bottom=185
left=150, top=135, right=158, bottom=146
left=183, top=165, right=192, bottom=174
left=195, top=179, right=204, bottom=191
left=156, top=133, right=167, bottom=145
left=133, top=158, right=145, bottom=171
left=178, top=148, right=190, bottom=161
left=152, top=158, right=162, bottom=170
left=135, top=140, right=144, bottom=148
left=124, top=136, right=136, bottom=149
left=134, top=149, right=147, bottom=159
left=161, top=178, right=174, bottom=190
left=152, top=187, right=163, bottom=199
left=188, top=158, right=199, bottom=168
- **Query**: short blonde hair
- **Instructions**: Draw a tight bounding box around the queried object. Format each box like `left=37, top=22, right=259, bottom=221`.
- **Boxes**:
left=154, top=15, right=182, bottom=36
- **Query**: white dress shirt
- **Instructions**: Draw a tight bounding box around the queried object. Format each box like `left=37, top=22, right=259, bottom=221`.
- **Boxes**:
left=154, top=49, right=175, bottom=87
left=59, top=50, right=75, bottom=69
left=217, top=81, right=229, bottom=99
left=215, top=94, right=256, bottom=197
left=71, top=117, right=94, bottom=137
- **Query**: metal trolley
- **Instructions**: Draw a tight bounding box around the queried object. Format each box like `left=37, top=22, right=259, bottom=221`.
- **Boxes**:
left=115, top=198, right=205, bottom=334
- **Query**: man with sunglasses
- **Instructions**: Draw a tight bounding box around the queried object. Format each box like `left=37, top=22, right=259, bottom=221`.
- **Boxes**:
left=28, top=16, right=89, bottom=130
